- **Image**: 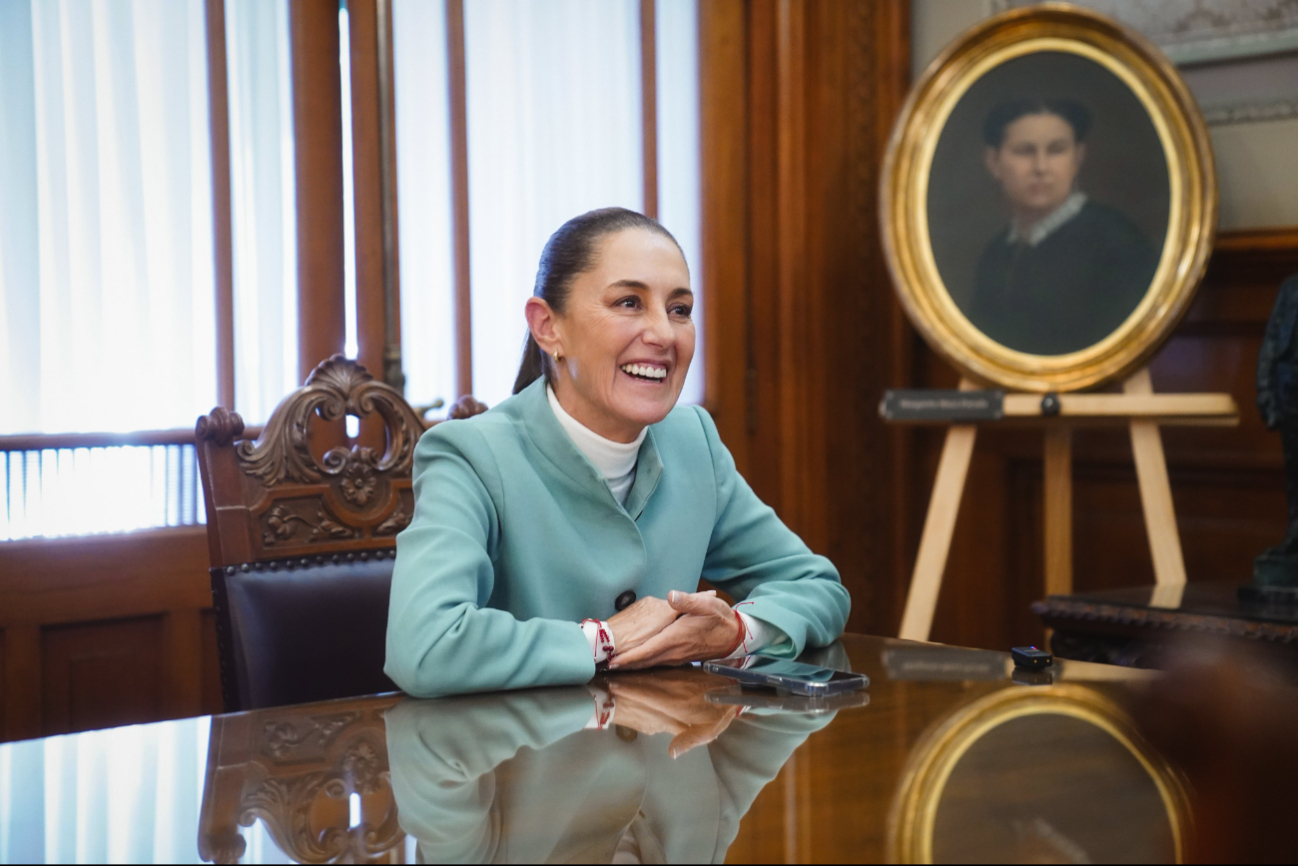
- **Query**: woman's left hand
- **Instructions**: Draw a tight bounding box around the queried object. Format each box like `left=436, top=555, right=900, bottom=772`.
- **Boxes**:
left=608, top=590, right=741, bottom=670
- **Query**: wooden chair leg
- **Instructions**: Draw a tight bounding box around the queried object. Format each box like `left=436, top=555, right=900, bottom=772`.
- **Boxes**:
left=899, top=423, right=977, bottom=641
left=1125, top=369, right=1187, bottom=603
left=1043, top=427, right=1073, bottom=597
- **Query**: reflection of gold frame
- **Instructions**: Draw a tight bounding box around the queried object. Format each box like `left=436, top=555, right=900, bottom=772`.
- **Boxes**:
left=887, top=684, right=1191, bottom=864
left=880, top=3, right=1217, bottom=392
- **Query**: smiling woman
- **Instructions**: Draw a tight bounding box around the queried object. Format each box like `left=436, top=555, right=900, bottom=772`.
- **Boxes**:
left=516, top=208, right=694, bottom=442
left=384, top=207, right=850, bottom=697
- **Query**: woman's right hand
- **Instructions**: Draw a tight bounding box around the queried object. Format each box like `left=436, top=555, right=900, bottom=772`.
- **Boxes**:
left=600, top=668, right=740, bottom=757
left=607, top=592, right=709, bottom=656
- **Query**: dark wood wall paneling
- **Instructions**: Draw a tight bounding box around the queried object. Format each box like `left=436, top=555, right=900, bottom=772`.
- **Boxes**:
left=0, top=528, right=221, bottom=741
left=699, top=0, right=912, bottom=638
left=911, top=228, right=1298, bottom=651
left=698, top=2, right=1298, bottom=653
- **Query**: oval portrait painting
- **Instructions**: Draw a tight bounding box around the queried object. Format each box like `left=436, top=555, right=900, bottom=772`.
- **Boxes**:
left=882, top=5, right=1215, bottom=392
left=928, top=51, right=1169, bottom=357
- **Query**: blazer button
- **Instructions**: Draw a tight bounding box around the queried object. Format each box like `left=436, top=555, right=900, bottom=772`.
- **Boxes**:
left=615, top=590, right=636, bottom=611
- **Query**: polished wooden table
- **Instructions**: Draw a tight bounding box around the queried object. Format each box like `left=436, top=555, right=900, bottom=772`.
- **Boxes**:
left=0, top=634, right=1185, bottom=864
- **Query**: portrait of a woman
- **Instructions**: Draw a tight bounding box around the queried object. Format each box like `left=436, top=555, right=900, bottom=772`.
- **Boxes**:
left=385, top=207, right=849, bottom=697
left=966, top=97, right=1160, bottom=355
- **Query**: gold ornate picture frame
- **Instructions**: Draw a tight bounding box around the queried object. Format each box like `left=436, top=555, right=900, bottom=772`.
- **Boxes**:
left=881, top=2, right=1217, bottom=392
left=887, top=685, right=1190, bottom=863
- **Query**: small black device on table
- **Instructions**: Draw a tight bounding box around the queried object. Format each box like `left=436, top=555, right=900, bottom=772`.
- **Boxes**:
left=1011, top=646, right=1053, bottom=671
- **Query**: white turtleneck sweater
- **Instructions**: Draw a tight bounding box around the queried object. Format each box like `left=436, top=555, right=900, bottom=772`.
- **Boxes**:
left=547, top=385, right=644, bottom=505
left=546, top=386, right=783, bottom=666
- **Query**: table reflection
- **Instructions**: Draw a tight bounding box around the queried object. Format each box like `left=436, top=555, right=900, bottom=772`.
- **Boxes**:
left=387, top=670, right=835, bottom=863
left=198, top=696, right=404, bottom=864
left=0, top=635, right=1205, bottom=864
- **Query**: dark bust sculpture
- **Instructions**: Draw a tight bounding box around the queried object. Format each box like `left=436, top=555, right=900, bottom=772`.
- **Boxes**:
left=1254, top=273, right=1298, bottom=589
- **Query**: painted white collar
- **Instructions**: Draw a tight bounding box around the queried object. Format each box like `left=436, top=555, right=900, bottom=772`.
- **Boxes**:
left=1007, top=191, right=1087, bottom=247
left=547, top=385, right=645, bottom=503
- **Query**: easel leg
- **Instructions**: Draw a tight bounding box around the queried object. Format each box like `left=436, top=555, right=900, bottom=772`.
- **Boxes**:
left=899, top=424, right=977, bottom=641
left=1043, top=428, right=1073, bottom=597
left=1125, top=369, right=1188, bottom=603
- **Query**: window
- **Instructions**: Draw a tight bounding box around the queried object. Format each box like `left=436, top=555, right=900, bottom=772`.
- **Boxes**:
left=0, top=0, right=218, bottom=539
left=1, top=0, right=704, bottom=539
left=395, top=0, right=703, bottom=412
left=0, top=0, right=217, bottom=437
left=0, top=0, right=298, bottom=539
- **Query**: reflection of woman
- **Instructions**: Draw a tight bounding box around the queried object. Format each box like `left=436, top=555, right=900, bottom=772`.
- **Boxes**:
left=969, top=98, right=1158, bottom=355
left=385, top=672, right=833, bottom=863
left=386, top=208, right=849, bottom=697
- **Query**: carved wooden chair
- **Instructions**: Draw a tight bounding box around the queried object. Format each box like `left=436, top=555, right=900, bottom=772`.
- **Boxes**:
left=197, top=693, right=404, bottom=864
left=196, top=355, right=487, bottom=712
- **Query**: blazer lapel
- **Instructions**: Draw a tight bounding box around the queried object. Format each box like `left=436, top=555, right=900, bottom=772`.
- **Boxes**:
left=622, top=429, right=663, bottom=521
left=517, top=377, right=665, bottom=520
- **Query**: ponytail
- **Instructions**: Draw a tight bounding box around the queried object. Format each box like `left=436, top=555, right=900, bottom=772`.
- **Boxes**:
left=511, top=207, right=682, bottom=394
left=512, top=333, right=547, bottom=396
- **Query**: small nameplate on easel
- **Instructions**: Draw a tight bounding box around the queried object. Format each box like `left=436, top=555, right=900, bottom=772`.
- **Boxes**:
left=880, top=389, right=1005, bottom=421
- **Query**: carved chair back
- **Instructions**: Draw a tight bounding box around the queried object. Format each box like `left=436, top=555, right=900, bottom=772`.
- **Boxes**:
left=198, top=693, right=404, bottom=864
left=196, top=355, right=486, bottom=711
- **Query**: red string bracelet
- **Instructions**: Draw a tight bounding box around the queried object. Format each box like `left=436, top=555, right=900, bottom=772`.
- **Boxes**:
left=581, top=618, right=615, bottom=663
left=720, top=608, right=747, bottom=658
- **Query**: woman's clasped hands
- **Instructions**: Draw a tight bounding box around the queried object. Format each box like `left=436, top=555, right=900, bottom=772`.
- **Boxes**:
left=604, top=589, right=742, bottom=670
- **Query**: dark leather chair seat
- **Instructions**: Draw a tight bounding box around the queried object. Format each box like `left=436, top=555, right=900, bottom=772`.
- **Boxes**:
left=212, top=552, right=399, bottom=711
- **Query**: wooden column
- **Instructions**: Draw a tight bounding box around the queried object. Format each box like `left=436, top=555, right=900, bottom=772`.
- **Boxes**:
left=698, top=0, right=751, bottom=473
left=289, top=0, right=347, bottom=381
left=346, top=0, right=399, bottom=386
left=347, top=0, right=401, bottom=450
left=446, top=0, right=473, bottom=399
left=698, top=0, right=912, bottom=635
left=640, top=0, right=658, bottom=219
left=206, top=0, right=235, bottom=409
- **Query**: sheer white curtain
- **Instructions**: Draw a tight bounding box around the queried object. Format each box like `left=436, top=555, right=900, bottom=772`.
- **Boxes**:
left=392, top=0, right=456, bottom=414
left=0, top=717, right=211, bottom=864
left=224, top=0, right=298, bottom=426
left=0, top=0, right=298, bottom=539
left=464, top=0, right=644, bottom=407
left=393, top=0, right=702, bottom=411
left=0, top=0, right=216, bottom=436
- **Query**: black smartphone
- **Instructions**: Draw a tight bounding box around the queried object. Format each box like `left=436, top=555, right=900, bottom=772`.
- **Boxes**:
left=705, top=686, right=870, bottom=714
left=703, top=655, right=869, bottom=697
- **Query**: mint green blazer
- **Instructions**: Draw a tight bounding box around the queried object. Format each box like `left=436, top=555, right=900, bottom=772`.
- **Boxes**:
left=385, top=378, right=849, bottom=697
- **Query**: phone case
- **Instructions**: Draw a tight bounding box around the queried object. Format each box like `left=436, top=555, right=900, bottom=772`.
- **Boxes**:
left=702, top=659, right=869, bottom=696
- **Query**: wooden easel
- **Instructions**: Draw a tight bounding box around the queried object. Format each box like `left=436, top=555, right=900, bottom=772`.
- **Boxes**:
left=895, top=366, right=1239, bottom=642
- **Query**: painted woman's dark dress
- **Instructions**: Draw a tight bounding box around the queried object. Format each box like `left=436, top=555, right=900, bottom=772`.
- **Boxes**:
left=969, top=202, right=1158, bottom=355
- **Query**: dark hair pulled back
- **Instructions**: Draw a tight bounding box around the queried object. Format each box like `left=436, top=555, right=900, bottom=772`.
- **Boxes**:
left=982, top=97, right=1092, bottom=148
left=512, top=207, right=682, bottom=394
